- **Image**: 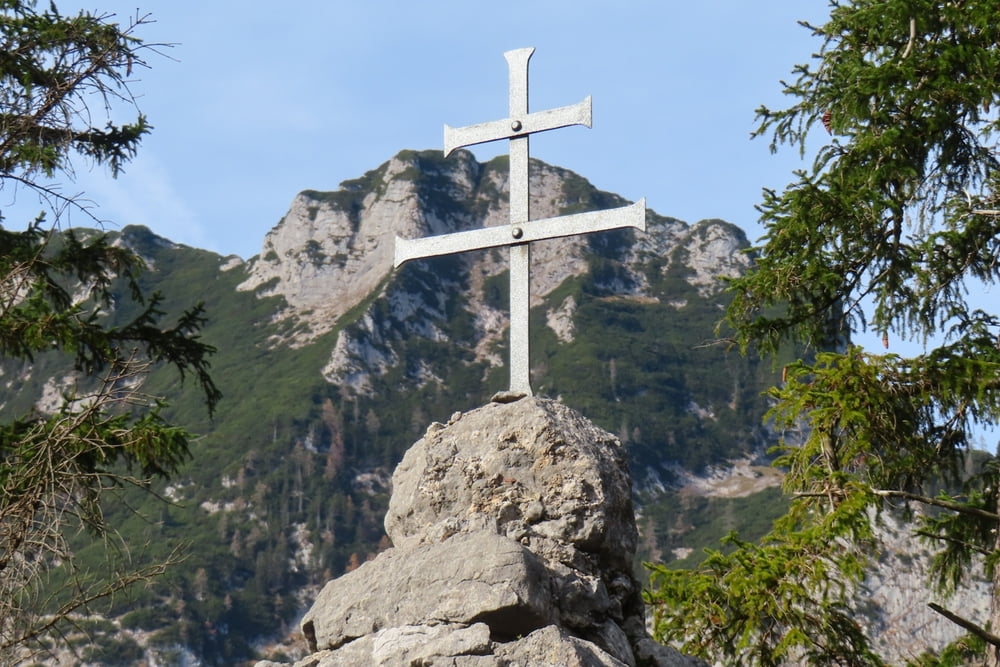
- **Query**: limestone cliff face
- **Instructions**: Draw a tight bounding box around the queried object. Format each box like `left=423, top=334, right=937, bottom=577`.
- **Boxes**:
left=236, top=148, right=748, bottom=355
left=238, top=150, right=489, bottom=346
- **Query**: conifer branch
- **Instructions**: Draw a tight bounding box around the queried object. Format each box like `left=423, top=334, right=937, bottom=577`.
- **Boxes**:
left=928, top=603, right=1000, bottom=648
left=914, top=529, right=992, bottom=556
left=793, top=489, right=1000, bottom=521
left=871, top=489, right=1000, bottom=522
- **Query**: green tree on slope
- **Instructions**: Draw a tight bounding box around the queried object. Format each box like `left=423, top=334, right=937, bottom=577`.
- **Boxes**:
left=0, top=1, right=219, bottom=661
left=648, top=1, right=1000, bottom=665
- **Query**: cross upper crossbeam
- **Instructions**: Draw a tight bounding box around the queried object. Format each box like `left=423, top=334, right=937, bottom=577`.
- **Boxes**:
left=394, top=47, right=646, bottom=399
left=443, top=97, right=592, bottom=157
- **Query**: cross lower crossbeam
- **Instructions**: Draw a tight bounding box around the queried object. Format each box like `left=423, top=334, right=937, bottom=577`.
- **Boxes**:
left=394, top=199, right=646, bottom=268
left=393, top=47, right=646, bottom=399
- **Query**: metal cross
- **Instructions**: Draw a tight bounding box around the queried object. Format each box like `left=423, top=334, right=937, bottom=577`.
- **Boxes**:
left=394, top=47, right=646, bottom=398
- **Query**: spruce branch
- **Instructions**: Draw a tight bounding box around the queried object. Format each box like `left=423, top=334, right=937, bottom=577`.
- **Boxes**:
left=928, top=603, right=1000, bottom=649
left=793, top=489, right=1000, bottom=522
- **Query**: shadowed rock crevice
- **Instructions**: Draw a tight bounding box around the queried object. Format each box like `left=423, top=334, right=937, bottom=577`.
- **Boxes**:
left=470, top=605, right=550, bottom=643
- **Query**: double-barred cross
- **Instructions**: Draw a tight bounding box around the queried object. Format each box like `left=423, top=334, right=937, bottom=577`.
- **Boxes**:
left=394, top=47, right=646, bottom=398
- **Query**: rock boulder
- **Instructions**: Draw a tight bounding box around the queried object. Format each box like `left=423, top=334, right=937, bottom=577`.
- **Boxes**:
left=264, top=398, right=701, bottom=667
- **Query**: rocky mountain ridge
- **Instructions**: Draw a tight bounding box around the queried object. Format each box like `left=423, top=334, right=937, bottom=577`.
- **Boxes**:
left=235, top=149, right=750, bottom=383
left=3, top=148, right=970, bottom=664
left=0, top=147, right=774, bottom=664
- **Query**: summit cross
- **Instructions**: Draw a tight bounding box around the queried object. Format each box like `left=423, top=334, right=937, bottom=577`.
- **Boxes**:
left=394, top=47, right=646, bottom=398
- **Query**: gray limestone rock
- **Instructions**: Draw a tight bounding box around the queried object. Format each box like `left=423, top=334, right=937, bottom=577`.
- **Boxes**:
left=298, top=622, right=492, bottom=666
left=301, top=532, right=555, bottom=652
left=264, top=398, right=705, bottom=667
left=493, top=625, right=629, bottom=667
left=384, top=397, right=638, bottom=574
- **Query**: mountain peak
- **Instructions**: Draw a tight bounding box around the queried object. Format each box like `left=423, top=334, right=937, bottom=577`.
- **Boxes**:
left=236, top=149, right=746, bottom=350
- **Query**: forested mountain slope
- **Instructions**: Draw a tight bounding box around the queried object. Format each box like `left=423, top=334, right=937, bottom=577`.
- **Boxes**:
left=2, top=149, right=780, bottom=664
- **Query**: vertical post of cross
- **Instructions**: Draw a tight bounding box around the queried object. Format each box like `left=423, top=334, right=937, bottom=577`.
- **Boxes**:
left=506, top=48, right=533, bottom=397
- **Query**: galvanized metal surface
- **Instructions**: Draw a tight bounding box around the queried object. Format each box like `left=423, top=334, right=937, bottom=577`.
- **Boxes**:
left=394, top=47, right=646, bottom=397
left=442, top=100, right=592, bottom=156
left=393, top=200, right=646, bottom=267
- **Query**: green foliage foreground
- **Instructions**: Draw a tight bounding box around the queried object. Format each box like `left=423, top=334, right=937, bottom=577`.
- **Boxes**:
left=648, top=1, right=1000, bottom=665
left=0, top=2, right=219, bottom=662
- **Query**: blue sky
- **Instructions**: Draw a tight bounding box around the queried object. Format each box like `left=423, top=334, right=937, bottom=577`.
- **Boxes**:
left=38, top=1, right=829, bottom=261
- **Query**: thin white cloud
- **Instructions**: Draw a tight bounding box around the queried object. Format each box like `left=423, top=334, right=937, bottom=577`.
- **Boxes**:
left=74, top=153, right=208, bottom=250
